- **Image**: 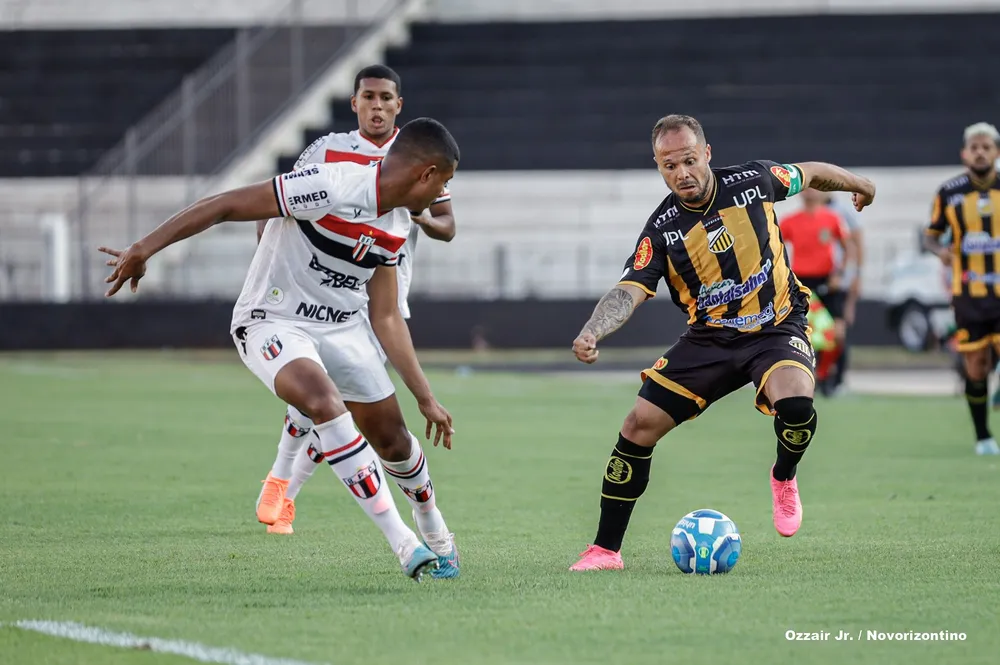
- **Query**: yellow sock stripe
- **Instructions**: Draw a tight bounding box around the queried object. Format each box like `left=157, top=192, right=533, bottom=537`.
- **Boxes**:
left=601, top=494, right=639, bottom=502
left=614, top=447, right=653, bottom=460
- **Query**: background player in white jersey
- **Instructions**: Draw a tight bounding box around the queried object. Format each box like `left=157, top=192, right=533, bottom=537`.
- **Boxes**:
left=254, top=66, right=457, bottom=537
left=99, top=118, right=461, bottom=581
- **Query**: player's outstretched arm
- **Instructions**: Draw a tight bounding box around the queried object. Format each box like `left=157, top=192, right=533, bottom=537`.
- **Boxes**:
left=796, top=162, right=876, bottom=211
left=573, top=283, right=648, bottom=364
left=367, top=265, right=454, bottom=449
left=99, top=181, right=281, bottom=297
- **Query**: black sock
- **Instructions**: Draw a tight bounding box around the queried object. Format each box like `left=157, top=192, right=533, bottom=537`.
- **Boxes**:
left=772, top=397, right=817, bottom=481
left=593, top=434, right=653, bottom=553
left=965, top=378, right=991, bottom=440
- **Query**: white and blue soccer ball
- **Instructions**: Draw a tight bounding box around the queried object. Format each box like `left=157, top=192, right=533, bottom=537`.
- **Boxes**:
left=670, top=509, right=741, bottom=575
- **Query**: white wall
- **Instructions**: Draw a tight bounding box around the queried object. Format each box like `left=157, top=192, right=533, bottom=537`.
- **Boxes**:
left=0, top=0, right=400, bottom=28
left=0, top=166, right=957, bottom=301
left=429, top=0, right=1000, bottom=21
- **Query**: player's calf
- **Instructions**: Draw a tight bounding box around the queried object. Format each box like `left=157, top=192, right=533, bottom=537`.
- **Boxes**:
left=572, top=395, right=676, bottom=571
left=353, top=398, right=458, bottom=576
left=770, top=396, right=815, bottom=537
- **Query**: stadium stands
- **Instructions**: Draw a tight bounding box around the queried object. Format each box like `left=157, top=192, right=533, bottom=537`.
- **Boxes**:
left=279, top=12, right=1000, bottom=171
left=0, top=25, right=360, bottom=177
left=0, top=28, right=235, bottom=177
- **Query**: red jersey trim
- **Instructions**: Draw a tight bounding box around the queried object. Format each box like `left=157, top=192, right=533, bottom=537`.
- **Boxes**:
left=314, top=213, right=406, bottom=254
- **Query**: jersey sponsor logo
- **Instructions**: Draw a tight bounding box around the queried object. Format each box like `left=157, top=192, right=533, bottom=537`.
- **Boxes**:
left=283, top=166, right=321, bottom=180
left=770, top=165, right=792, bottom=188
left=343, top=461, right=381, bottom=499
left=721, top=169, right=760, bottom=186
left=308, top=254, right=367, bottom=290
left=294, top=301, right=359, bottom=323
left=633, top=236, right=654, bottom=270
left=250, top=308, right=266, bottom=320
left=733, top=185, right=768, bottom=209
left=702, top=212, right=723, bottom=228
left=294, top=136, right=327, bottom=169
left=961, top=232, right=1000, bottom=255
left=663, top=229, right=691, bottom=245
left=287, top=190, right=329, bottom=210
left=962, top=270, right=1000, bottom=284
left=352, top=233, right=378, bottom=262
left=654, top=206, right=680, bottom=228
left=352, top=207, right=362, bottom=219
left=260, top=335, right=283, bottom=360
left=706, top=302, right=776, bottom=330
left=604, top=456, right=633, bottom=484
left=652, top=357, right=668, bottom=370
left=696, top=259, right=772, bottom=309
left=708, top=226, right=735, bottom=254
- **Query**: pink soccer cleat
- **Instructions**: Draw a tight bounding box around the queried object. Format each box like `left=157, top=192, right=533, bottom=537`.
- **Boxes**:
left=770, top=465, right=803, bottom=537
left=569, top=544, right=624, bottom=571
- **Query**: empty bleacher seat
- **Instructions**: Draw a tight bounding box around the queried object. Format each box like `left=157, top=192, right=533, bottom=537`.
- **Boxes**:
left=278, top=12, right=1000, bottom=171
left=0, top=28, right=235, bottom=177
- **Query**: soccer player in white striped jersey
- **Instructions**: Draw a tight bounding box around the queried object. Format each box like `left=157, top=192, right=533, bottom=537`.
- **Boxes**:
left=100, top=117, right=460, bottom=581
left=252, top=67, right=457, bottom=564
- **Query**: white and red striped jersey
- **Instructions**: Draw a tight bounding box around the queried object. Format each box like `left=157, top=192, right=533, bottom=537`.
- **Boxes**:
left=289, top=128, right=451, bottom=319
left=231, top=160, right=411, bottom=332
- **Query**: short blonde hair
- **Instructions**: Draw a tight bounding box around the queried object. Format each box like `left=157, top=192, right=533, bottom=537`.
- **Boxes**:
left=963, top=122, right=999, bottom=146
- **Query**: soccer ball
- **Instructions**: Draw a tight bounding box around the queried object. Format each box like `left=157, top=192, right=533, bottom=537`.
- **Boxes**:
left=670, top=509, right=741, bottom=575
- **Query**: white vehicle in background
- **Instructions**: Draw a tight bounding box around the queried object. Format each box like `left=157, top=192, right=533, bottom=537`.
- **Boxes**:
left=884, top=234, right=954, bottom=352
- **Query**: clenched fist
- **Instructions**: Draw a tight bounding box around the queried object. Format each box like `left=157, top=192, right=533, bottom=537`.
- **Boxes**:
left=573, top=332, right=599, bottom=364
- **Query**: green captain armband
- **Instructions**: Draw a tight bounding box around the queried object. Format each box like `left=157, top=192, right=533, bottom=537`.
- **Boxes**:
left=783, top=164, right=804, bottom=197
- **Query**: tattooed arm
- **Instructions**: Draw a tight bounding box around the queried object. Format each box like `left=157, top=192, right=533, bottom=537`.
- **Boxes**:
left=796, top=162, right=876, bottom=212
left=572, top=283, right=648, bottom=364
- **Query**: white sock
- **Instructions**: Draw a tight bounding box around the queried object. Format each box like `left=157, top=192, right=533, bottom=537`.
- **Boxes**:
left=286, top=440, right=321, bottom=501
left=312, top=413, right=416, bottom=555
left=270, top=406, right=314, bottom=480
left=381, top=433, right=450, bottom=552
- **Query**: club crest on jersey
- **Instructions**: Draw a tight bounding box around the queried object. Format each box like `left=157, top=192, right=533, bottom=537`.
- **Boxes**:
left=352, top=233, right=377, bottom=262
left=260, top=335, right=283, bottom=361
left=401, top=480, right=434, bottom=503
left=770, top=165, right=792, bottom=188
left=343, top=461, right=381, bottom=499
left=708, top=226, right=735, bottom=254
left=634, top=237, right=653, bottom=270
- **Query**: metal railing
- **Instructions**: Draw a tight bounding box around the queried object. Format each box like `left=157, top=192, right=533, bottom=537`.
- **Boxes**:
left=57, top=0, right=405, bottom=300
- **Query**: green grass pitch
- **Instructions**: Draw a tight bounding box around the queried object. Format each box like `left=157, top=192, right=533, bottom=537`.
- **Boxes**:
left=1, top=352, right=998, bottom=665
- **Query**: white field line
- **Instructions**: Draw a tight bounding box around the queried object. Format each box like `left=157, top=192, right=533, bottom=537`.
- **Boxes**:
left=5, top=620, right=328, bottom=665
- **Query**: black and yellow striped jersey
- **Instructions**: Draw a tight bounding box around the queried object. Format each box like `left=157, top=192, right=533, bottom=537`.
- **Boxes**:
left=927, top=172, right=1000, bottom=299
left=619, top=160, right=809, bottom=339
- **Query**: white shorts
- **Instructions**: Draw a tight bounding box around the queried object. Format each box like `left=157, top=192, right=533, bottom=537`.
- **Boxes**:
left=233, top=318, right=395, bottom=404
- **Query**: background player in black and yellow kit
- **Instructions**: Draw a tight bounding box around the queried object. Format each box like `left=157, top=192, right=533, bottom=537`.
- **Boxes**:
left=925, top=122, right=1000, bottom=456
left=568, top=115, right=875, bottom=571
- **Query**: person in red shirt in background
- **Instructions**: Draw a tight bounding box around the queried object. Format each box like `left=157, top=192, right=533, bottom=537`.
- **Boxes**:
left=780, top=188, right=856, bottom=396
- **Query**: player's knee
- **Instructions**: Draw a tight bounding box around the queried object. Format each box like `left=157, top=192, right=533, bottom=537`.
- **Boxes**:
left=773, top=396, right=817, bottom=453
left=298, top=392, right=345, bottom=425
left=621, top=409, right=663, bottom=447
left=964, top=352, right=991, bottom=381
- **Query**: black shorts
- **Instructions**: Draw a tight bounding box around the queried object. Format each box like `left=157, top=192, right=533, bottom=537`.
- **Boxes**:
left=953, top=296, right=1000, bottom=353
left=638, top=317, right=816, bottom=423
left=799, top=275, right=845, bottom=319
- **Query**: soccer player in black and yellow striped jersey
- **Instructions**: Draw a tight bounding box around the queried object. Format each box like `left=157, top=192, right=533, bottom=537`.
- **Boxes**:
left=924, top=122, right=1000, bottom=456
left=568, top=115, right=876, bottom=571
